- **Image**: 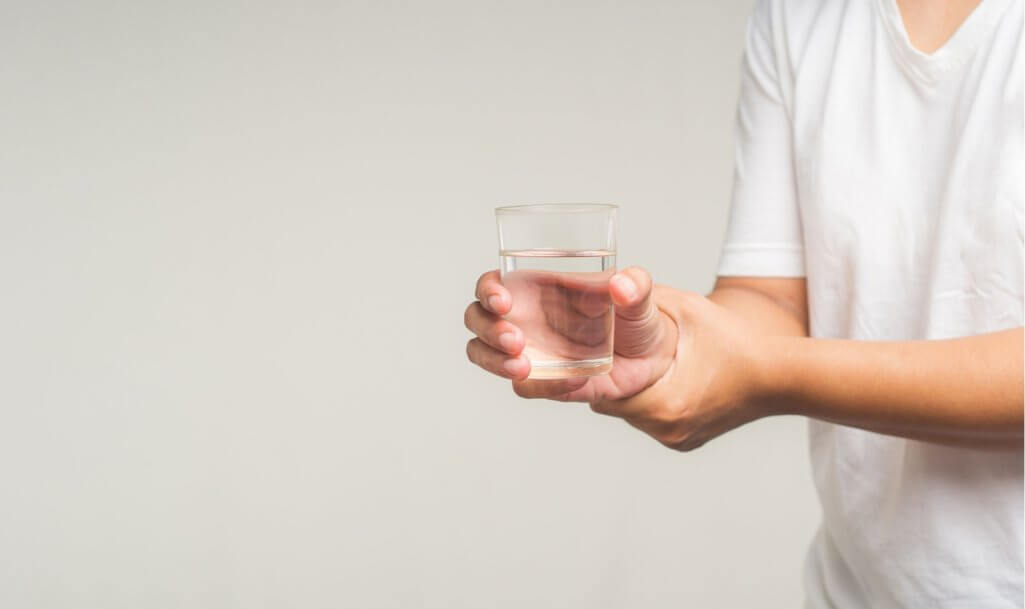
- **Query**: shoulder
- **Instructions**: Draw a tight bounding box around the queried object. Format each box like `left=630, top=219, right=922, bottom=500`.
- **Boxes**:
left=748, top=0, right=827, bottom=37
left=749, top=0, right=846, bottom=31
left=749, top=0, right=851, bottom=46
left=745, top=0, right=853, bottom=86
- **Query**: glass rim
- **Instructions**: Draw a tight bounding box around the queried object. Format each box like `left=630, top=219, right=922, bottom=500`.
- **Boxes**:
left=495, top=203, right=618, bottom=215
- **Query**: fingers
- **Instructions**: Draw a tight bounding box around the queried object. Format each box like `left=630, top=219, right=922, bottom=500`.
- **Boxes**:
left=468, top=270, right=528, bottom=380
left=592, top=384, right=661, bottom=419
left=512, top=376, right=589, bottom=401
left=538, top=282, right=613, bottom=347
left=466, top=338, right=530, bottom=380
left=610, top=267, right=671, bottom=358
left=539, top=279, right=610, bottom=320
left=609, top=267, right=654, bottom=320
left=475, top=270, right=511, bottom=315
left=463, top=302, right=524, bottom=355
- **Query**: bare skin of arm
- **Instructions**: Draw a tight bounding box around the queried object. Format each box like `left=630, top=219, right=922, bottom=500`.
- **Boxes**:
left=709, top=278, right=1022, bottom=450
left=764, top=327, right=1024, bottom=449
left=467, top=272, right=1023, bottom=451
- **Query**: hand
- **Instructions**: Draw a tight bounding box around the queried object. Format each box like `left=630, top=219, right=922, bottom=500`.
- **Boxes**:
left=591, top=290, right=774, bottom=451
left=464, top=267, right=677, bottom=403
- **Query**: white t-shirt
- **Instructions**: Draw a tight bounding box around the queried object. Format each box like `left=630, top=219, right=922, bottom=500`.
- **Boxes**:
left=718, top=0, right=1024, bottom=606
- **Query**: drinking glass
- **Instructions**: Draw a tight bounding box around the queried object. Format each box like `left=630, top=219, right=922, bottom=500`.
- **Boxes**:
left=495, top=203, right=618, bottom=379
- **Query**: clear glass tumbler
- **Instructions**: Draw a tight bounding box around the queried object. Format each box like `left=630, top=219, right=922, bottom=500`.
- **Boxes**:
left=495, top=203, right=618, bottom=379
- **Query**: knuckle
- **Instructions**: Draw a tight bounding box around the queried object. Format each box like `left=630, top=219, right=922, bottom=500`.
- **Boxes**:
left=676, top=437, right=706, bottom=453
left=655, top=437, right=675, bottom=450
left=512, top=382, right=531, bottom=398
left=655, top=429, right=688, bottom=450
left=463, top=303, right=476, bottom=330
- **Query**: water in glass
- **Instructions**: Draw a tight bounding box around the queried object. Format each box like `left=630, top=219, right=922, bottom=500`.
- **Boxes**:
left=499, top=248, right=615, bottom=379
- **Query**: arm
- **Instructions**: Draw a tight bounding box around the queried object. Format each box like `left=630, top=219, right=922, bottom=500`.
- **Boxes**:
left=711, top=278, right=1023, bottom=449
left=763, top=328, right=1024, bottom=449
left=709, top=277, right=808, bottom=338
left=592, top=277, right=1023, bottom=452
left=712, top=277, right=1023, bottom=447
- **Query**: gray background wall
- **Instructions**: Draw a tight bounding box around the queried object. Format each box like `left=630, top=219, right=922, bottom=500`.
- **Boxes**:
left=1, top=1, right=820, bottom=607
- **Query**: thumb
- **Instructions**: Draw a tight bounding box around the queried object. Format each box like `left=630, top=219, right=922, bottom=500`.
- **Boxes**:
left=609, top=267, right=664, bottom=358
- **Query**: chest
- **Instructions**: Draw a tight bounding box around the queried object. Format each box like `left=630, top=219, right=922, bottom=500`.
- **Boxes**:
left=798, top=20, right=1020, bottom=247
left=784, top=2, right=1023, bottom=336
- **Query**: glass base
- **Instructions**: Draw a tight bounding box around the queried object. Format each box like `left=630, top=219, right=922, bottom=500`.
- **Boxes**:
left=527, top=357, right=612, bottom=380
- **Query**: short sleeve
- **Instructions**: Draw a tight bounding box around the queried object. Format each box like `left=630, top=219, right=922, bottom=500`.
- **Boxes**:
left=717, top=0, right=805, bottom=278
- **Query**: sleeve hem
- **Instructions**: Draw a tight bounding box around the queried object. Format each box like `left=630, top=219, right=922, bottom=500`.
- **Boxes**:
left=716, top=244, right=806, bottom=278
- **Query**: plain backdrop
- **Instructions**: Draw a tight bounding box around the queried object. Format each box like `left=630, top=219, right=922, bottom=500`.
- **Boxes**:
left=1, top=1, right=820, bottom=607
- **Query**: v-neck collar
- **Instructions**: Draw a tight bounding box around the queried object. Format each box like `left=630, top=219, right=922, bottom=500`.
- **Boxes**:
left=874, top=0, right=1014, bottom=85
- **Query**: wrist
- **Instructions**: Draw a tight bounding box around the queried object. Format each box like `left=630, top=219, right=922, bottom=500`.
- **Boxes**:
left=748, top=334, right=803, bottom=417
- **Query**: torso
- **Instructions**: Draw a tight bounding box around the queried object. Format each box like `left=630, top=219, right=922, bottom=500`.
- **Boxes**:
left=763, top=0, right=1024, bottom=606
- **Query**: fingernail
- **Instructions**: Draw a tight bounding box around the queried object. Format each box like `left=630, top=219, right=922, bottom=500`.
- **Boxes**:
left=488, top=294, right=504, bottom=311
left=498, top=332, right=519, bottom=352
left=612, top=276, right=637, bottom=300
left=503, top=357, right=525, bottom=376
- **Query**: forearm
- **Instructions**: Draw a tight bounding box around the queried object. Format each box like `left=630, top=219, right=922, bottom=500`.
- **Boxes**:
left=761, top=329, right=1024, bottom=449
left=592, top=280, right=1021, bottom=453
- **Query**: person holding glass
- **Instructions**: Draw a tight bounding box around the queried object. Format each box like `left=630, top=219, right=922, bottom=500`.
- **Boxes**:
left=463, top=0, right=1023, bottom=606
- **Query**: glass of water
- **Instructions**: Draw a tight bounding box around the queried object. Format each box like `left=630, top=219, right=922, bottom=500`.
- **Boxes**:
left=495, top=203, right=618, bottom=379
